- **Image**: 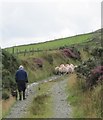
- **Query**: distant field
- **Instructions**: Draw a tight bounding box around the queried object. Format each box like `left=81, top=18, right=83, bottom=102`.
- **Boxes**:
left=5, top=33, right=93, bottom=54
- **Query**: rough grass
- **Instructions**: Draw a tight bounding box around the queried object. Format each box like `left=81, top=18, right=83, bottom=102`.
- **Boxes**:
left=2, top=96, right=16, bottom=117
left=0, top=100, right=2, bottom=119
left=25, top=81, right=54, bottom=118
left=30, top=94, right=51, bottom=117
left=67, top=73, right=102, bottom=118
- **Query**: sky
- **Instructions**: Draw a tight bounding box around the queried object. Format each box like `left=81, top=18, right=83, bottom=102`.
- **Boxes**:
left=0, top=0, right=102, bottom=48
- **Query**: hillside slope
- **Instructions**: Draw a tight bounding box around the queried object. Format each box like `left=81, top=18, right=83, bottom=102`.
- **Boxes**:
left=5, top=32, right=93, bottom=54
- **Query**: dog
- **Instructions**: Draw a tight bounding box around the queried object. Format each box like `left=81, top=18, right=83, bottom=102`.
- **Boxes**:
left=11, top=89, right=18, bottom=100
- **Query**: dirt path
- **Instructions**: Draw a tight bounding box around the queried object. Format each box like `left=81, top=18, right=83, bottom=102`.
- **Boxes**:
left=5, top=75, right=72, bottom=118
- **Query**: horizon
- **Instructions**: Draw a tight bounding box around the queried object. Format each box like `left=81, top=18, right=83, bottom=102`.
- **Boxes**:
left=2, top=30, right=96, bottom=49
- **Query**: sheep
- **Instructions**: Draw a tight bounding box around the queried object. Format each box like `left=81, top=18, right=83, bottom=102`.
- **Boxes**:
left=65, top=64, right=73, bottom=74
left=54, top=63, right=77, bottom=75
left=59, top=64, right=67, bottom=75
left=69, top=64, right=77, bottom=73
left=55, top=66, right=60, bottom=75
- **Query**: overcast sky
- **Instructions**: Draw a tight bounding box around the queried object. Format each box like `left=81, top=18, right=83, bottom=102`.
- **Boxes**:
left=0, top=0, right=102, bottom=48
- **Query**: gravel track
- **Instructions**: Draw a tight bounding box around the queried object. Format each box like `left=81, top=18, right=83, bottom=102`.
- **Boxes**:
left=51, top=77, right=72, bottom=118
left=5, top=75, right=72, bottom=118
left=6, top=82, right=38, bottom=118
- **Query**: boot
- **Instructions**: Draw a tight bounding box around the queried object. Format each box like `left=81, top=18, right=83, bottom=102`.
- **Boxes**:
left=23, top=91, right=26, bottom=100
left=19, top=92, right=22, bottom=100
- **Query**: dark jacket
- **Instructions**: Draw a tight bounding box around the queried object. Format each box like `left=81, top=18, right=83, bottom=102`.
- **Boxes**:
left=15, top=69, right=28, bottom=83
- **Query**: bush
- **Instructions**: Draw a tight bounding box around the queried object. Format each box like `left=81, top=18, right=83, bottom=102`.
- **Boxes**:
left=2, top=50, right=21, bottom=97
left=33, top=58, right=44, bottom=68
left=46, top=55, right=53, bottom=64
left=2, top=92, right=10, bottom=100
left=75, top=58, right=103, bottom=89
left=86, top=66, right=103, bottom=87
left=2, top=50, right=20, bottom=73
left=91, top=47, right=103, bottom=58
left=43, top=54, right=53, bottom=65
left=62, top=47, right=81, bottom=60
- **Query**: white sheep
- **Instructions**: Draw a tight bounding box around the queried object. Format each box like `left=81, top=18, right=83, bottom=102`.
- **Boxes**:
left=59, top=64, right=67, bottom=75
left=54, top=63, right=77, bottom=75
left=55, top=66, right=60, bottom=75
left=65, top=64, right=72, bottom=73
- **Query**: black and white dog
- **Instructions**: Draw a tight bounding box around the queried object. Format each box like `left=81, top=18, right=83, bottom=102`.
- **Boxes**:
left=11, top=89, right=18, bottom=100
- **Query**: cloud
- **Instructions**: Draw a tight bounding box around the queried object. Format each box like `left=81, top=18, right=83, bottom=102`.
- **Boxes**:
left=1, top=0, right=102, bottom=48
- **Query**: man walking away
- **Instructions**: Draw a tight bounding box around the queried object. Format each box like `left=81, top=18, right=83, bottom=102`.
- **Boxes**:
left=15, top=65, right=28, bottom=100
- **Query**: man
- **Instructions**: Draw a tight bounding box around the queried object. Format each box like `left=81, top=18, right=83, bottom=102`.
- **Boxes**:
left=15, top=65, right=28, bottom=100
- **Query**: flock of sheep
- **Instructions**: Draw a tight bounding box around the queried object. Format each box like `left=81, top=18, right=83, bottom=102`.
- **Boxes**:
left=55, top=64, right=77, bottom=75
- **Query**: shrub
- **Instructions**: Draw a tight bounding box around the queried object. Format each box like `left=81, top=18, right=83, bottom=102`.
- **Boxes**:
left=75, top=56, right=103, bottom=89
left=91, top=47, right=103, bottom=58
left=86, top=66, right=103, bottom=87
left=62, top=48, right=81, bottom=60
left=75, top=59, right=96, bottom=78
left=2, top=50, right=21, bottom=97
left=2, top=50, right=20, bottom=73
left=46, top=55, right=53, bottom=64
left=33, top=58, right=44, bottom=68
left=43, top=54, right=53, bottom=65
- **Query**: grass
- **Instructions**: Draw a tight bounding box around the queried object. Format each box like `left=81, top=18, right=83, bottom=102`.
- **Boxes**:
left=67, top=73, right=102, bottom=118
left=2, top=96, right=16, bottom=118
left=80, top=49, right=91, bottom=61
left=5, top=33, right=93, bottom=54
left=0, top=100, right=2, bottom=119
left=24, top=81, right=55, bottom=118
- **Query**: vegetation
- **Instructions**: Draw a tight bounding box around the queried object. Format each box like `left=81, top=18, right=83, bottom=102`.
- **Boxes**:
left=2, top=50, right=21, bottom=99
left=25, top=81, right=54, bottom=118
left=5, top=33, right=93, bottom=54
left=75, top=47, right=103, bottom=89
left=2, top=91, right=10, bottom=100
left=67, top=43, right=102, bottom=118
left=2, top=96, right=16, bottom=117
left=0, top=100, right=2, bottom=120
left=2, top=50, right=20, bottom=117
left=67, top=74, right=102, bottom=118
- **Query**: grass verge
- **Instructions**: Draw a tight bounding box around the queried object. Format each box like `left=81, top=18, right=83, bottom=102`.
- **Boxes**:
left=67, top=73, right=102, bottom=118
left=2, top=96, right=16, bottom=118
left=24, top=81, right=55, bottom=118
left=0, top=100, right=2, bottom=119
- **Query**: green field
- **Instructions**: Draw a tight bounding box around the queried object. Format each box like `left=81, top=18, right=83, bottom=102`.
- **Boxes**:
left=5, top=33, right=93, bottom=54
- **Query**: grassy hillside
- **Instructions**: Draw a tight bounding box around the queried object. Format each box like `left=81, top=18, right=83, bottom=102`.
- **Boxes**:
left=5, top=33, right=93, bottom=54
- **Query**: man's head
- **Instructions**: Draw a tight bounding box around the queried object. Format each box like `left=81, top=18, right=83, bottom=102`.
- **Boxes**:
left=19, top=65, right=24, bottom=70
